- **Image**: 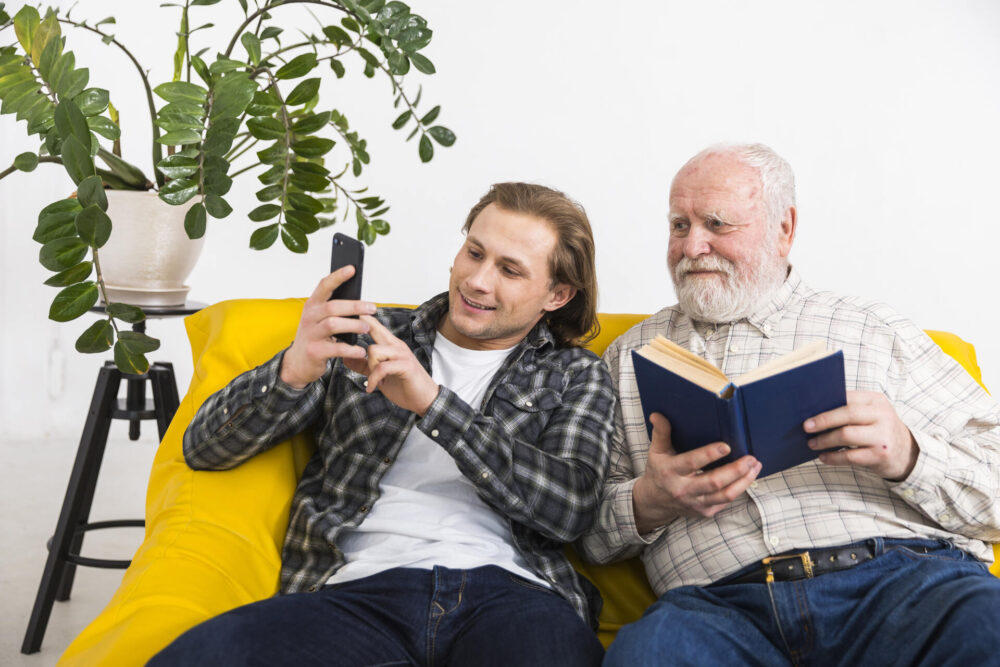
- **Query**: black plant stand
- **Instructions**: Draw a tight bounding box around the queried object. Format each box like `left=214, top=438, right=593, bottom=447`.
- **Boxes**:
left=21, top=302, right=204, bottom=655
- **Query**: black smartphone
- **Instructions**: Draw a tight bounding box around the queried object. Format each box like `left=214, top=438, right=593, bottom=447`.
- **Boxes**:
left=329, top=233, right=365, bottom=345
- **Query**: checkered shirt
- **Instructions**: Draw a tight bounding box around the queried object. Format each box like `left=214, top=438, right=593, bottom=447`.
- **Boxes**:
left=578, top=268, right=1000, bottom=595
left=183, top=293, right=615, bottom=626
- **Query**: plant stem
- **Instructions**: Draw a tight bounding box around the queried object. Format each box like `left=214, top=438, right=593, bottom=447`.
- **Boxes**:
left=91, top=247, right=121, bottom=337
left=224, top=0, right=362, bottom=58
left=57, top=17, right=165, bottom=188
left=228, top=161, right=262, bottom=179
left=0, top=156, right=62, bottom=182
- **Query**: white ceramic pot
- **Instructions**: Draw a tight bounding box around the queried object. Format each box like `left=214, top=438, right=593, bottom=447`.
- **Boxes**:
left=98, top=189, right=204, bottom=307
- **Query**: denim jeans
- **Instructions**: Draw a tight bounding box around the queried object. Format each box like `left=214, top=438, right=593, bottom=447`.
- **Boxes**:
left=148, top=564, right=603, bottom=666
left=605, top=538, right=1000, bottom=667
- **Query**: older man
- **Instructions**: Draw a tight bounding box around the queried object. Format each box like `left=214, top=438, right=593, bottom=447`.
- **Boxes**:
left=580, top=144, right=1000, bottom=665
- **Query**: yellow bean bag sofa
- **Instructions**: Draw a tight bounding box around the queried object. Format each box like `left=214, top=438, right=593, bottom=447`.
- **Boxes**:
left=58, top=299, right=998, bottom=665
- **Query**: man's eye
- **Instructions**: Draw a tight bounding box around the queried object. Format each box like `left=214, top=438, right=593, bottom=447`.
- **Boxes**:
left=468, top=249, right=483, bottom=259
left=670, top=221, right=689, bottom=234
left=502, top=266, right=520, bottom=277
left=708, top=218, right=726, bottom=229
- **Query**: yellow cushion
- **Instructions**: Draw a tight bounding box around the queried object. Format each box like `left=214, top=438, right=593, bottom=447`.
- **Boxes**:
left=58, top=301, right=996, bottom=664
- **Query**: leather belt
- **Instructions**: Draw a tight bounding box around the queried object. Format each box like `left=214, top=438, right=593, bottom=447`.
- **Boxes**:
left=722, top=544, right=881, bottom=585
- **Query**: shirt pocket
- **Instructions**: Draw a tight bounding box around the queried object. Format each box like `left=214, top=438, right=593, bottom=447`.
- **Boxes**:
left=490, top=383, right=563, bottom=443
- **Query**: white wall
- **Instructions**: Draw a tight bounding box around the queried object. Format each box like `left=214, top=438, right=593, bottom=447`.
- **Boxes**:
left=3, top=0, right=999, bottom=441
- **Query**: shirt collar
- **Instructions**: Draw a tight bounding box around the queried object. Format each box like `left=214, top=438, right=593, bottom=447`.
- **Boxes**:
left=410, top=292, right=556, bottom=351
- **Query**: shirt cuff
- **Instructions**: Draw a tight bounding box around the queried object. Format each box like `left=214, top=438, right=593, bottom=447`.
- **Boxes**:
left=249, top=349, right=321, bottom=414
left=612, top=478, right=667, bottom=547
left=890, top=427, right=949, bottom=509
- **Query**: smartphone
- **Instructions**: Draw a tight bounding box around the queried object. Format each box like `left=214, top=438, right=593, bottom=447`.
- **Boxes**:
left=329, top=233, right=365, bottom=345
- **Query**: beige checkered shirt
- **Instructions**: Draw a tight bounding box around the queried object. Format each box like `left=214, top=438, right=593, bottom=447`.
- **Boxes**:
left=578, top=268, right=1000, bottom=595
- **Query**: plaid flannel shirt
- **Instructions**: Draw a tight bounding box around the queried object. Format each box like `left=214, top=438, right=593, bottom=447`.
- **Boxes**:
left=183, top=293, right=615, bottom=626
left=579, top=268, right=1000, bottom=595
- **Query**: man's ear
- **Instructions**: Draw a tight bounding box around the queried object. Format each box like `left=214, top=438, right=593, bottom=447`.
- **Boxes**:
left=777, top=206, right=797, bottom=258
left=543, top=284, right=576, bottom=313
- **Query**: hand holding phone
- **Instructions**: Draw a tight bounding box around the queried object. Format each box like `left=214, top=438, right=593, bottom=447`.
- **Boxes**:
left=329, top=233, right=365, bottom=345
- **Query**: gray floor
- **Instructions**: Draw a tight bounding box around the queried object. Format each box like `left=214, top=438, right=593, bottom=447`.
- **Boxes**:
left=1, top=431, right=158, bottom=666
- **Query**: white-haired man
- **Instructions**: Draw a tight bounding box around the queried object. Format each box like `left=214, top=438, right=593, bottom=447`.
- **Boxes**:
left=580, top=144, right=1000, bottom=665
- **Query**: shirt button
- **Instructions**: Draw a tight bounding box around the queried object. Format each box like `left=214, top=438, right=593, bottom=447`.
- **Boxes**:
left=938, top=513, right=950, bottom=523
left=431, top=429, right=439, bottom=437
left=729, top=345, right=740, bottom=353
left=222, top=407, right=229, bottom=415
left=481, top=471, right=490, bottom=480
left=363, top=380, right=368, bottom=388
left=903, top=489, right=915, bottom=499
left=383, top=457, right=392, bottom=464
left=525, top=400, right=533, bottom=407
left=260, top=385, right=268, bottom=393
left=750, top=481, right=759, bottom=489
left=769, top=536, right=781, bottom=547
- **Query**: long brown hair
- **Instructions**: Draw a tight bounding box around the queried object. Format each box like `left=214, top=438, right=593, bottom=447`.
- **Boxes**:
left=463, top=182, right=600, bottom=347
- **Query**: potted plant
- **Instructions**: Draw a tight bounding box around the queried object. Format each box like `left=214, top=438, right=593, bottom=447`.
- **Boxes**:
left=0, top=0, right=454, bottom=372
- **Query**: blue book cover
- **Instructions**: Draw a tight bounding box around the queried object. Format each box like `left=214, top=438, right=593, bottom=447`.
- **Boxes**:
left=631, top=341, right=846, bottom=478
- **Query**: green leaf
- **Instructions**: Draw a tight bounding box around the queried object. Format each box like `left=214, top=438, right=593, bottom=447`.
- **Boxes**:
left=95, top=17, right=116, bottom=26
left=285, top=209, right=319, bottom=233
left=291, top=111, right=331, bottom=134
left=49, top=281, right=99, bottom=322
left=255, top=183, right=283, bottom=201
left=13, top=6, right=40, bottom=55
left=191, top=55, right=211, bottom=86
left=241, top=32, right=261, bottom=66
left=391, top=110, right=411, bottom=129
left=358, top=221, right=377, bottom=245
left=398, top=26, right=432, bottom=53
left=419, top=105, right=440, bottom=125
left=418, top=134, right=433, bottom=162
left=61, top=135, right=95, bottom=184
left=260, top=26, right=283, bottom=41
left=107, top=302, right=146, bottom=323
left=87, top=115, right=120, bottom=140
left=154, top=112, right=203, bottom=132
left=156, top=154, right=199, bottom=179
left=202, top=169, right=233, bottom=197
left=37, top=33, right=64, bottom=80
left=75, top=204, right=112, bottom=248
left=118, top=330, right=161, bottom=354
left=159, top=100, right=206, bottom=117
left=249, top=223, right=279, bottom=250
left=75, top=319, right=114, bottom=353
left=248, top=204, right=281, bottom=221
left=371, top=219, right=390, bottom=235
left=289, top=172, right=329, bottom=192
left=60, top=68, right=90, bottom=100
left=290, top=161, right=330, bottom=176
left=73, top=88, right=110, bottom=116
left=40, top=236, right=88, bottom=271
left=323, top=25, right=352, bottom=46
left=54, top=100, right=92, bottom=146
left=76, top=175, right=108, bottom=211
left=202, top=117, right=240, bottom=156
left=257, top=164, right=284, bottom=185
left=428, top=125, right=455, bottom=147
left=357, top=47, right=380, bottom=69
left=291, top=136, right=335, bottom=158
left=285, top=77, right=320, bottom=106
left=256, top=141, right=287, bottom=165
left=154, top=80, right=208, bottom=104
left=156, top=128, right=202, bottom=146
left=209, top=72, right=256, bottom=121
left=113, top=340, right=150, bottom=374
left=47, top=51, right=74, bottom=97
left=287, top=192, right=324, bottom=214
left=341, top=17, right=361, bottom=33
left=158, top=177, right=199, bottom=205
left=34, top=199, right=83, bottom=243
left=204, top=194, right=232, bottom=218
left=208, top=57, right=246, bottom=75
left=44, top=261, right=93, bottom=287
left=330, top=58, right=346, bottom=79
left=14, top=151, right=38, bottom=172
left=185, top=202, right=207, bottom=238
left=246, top=89, right=281, bottom=116
left=246, top=116, right=286, bottom=140
left=409, top=52, right=435, bottom=74
left=275, top=53, right=318, bottom=80
left=280, top=224, right=308, bottom=253
left=96, top=149, right=149, bottom=188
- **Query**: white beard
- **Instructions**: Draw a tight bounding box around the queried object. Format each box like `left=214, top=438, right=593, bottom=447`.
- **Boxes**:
left=671, top=239, right=787, bottom=324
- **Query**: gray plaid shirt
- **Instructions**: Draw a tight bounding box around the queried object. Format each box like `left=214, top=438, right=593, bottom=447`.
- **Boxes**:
left=183, top=293, right=615, bottom=626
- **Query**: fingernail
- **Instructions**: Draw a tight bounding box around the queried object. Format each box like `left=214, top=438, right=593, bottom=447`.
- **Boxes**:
left=718, top=444, right=730, bottom=455
left=807, top=438, right=817, bottom=450
left=363, top=302, right=376, bottom=313
left=804, top=419, right=815, bottom=431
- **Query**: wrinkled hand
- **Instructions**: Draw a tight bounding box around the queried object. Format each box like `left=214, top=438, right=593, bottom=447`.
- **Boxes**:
left=805, top=390, right=918, bottom=481
left=632, top=413, right=761, bottom=534
left=280, top=267, right=375, bottom=389
left=343, top=315, right=440, bottom=416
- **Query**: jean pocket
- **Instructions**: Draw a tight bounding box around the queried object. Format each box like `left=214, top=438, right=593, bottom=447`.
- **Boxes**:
left=507, top=574, right=556, bottom=595
left=886, top=544, right=977, bottom=565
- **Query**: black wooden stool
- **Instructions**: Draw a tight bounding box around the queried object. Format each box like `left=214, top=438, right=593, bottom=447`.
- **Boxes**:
left=21, top=302, right=203, bottom=655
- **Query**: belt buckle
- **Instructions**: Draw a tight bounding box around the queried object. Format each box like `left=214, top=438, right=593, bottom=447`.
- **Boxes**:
left=761, top=551, right=814, bottom=583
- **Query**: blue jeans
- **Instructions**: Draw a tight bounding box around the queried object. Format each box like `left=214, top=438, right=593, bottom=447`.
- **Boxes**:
left=605, top=538, right=1000, bottom=667
left=148, top=564, right=603, bottom=666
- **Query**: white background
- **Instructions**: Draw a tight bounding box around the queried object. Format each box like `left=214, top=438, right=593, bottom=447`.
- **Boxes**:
left=3, top=0, right=999, bottom=441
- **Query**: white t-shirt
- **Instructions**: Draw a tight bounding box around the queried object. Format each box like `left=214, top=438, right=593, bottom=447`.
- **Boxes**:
left=326, top=333, right=549, bottom=587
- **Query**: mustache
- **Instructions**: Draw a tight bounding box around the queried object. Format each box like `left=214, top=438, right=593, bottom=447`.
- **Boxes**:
left=674, top=255, right=735, bottom=279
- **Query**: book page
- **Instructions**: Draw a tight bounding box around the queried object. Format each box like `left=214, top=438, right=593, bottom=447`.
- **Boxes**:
left=734, top=340, right=830, bottom=386
left=636, top=340, right=731, bottom=395
left=648, top=336, right=727, bottom=378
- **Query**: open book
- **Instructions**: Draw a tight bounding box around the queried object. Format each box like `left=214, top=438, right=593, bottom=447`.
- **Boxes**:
left=631, top=336, right=846, bottom=478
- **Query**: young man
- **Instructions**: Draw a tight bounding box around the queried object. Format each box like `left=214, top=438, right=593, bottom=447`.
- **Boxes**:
left=580, top=144, right=1000, bottom=665
left=150, top=183, right=614, bottom=666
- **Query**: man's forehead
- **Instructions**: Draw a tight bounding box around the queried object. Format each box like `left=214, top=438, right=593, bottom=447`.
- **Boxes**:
left=670, top=156, right=762, bottom=207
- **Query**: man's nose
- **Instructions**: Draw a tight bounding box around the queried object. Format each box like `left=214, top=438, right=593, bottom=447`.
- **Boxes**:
left=466, top=263, right=493, bottom=292
left=682, top=225, right=712, bottom=258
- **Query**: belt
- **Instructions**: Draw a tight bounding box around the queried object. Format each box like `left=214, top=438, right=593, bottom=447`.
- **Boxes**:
left=722, top=544, right=881, bottom=585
